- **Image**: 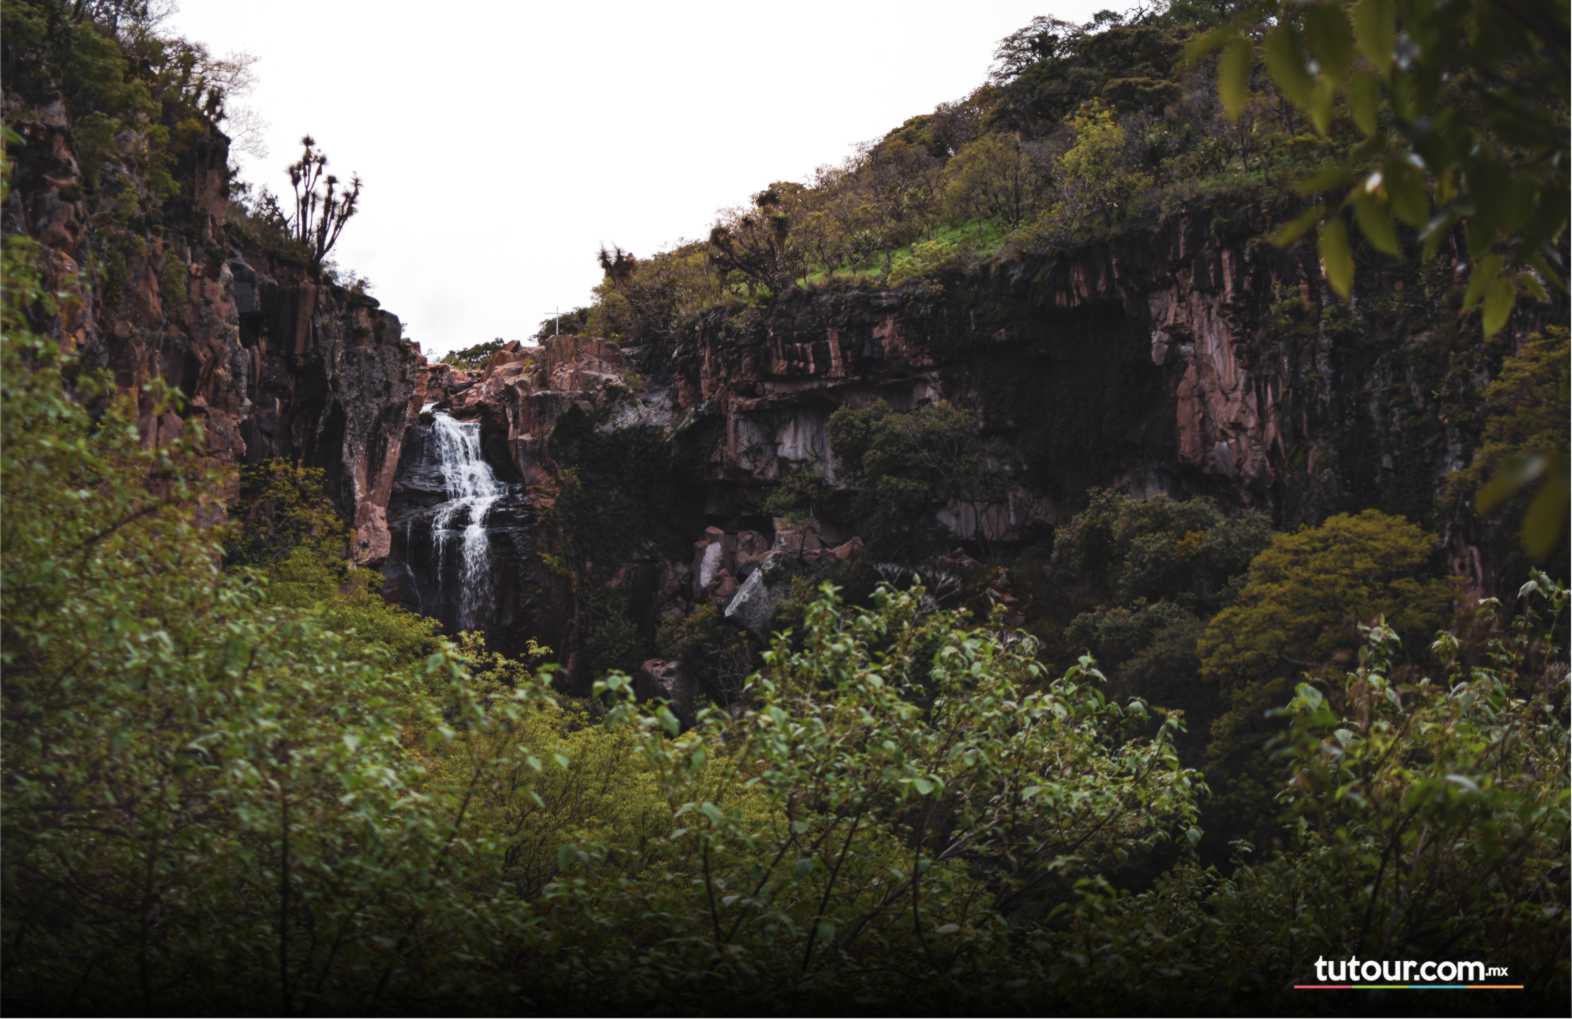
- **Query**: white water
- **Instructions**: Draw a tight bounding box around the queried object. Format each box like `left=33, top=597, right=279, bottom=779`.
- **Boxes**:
left=429, top=411, right=503, bottom=630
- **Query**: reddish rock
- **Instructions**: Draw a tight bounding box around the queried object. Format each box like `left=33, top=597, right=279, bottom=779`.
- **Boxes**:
left=708, top=572, right=740, bottom=607
left=5, top=78, right=1516, bottom=640
left=827, top=537, right=863, bottom=561
left=4, top=95, right=427, bottom=565
left=658, top=561, right=690, bottom=605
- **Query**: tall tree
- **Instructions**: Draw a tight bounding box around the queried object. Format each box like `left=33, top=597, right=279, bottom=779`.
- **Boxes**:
left=940, top=131, right=1047, bottom=229
left=707, top=183, right=806, bottom=297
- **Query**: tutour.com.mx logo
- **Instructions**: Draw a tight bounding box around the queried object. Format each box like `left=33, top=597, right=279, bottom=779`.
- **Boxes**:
left=1296, top=956, right=1522, bottom=990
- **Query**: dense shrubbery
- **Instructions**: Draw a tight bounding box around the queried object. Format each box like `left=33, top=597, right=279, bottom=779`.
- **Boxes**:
left=654, top=601, right=757, bottom=705
left=1038, top=490, right=1269, bottom=752
left=1198, top=509, right=1454, bottom=691
left=438, top=337, right=510, bottom=369
left=3, top=216, right=511, bottom=1011
left=1043, top=579, right=1570, bottom=1010
left=1044, top=494, right=1478, bottom=862
left=1050, top=488, right=1270, bottom=613
left=6, top=275, right=1564, bottom=1007
left=2, top=240, right=1209, bottom=1006
left=4, top=2, right=1568, bottom=1013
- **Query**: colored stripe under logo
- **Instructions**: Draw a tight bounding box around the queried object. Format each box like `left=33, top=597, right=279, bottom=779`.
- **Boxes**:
left=1293, top=984, right=1525, bottom=990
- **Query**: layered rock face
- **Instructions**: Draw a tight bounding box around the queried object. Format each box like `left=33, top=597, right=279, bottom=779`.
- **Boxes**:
left=641, top=204, right=1521, bottom=594
left=7, top=83, right=1527, bottom=673
left=437, top=335, right=635, bottom=481
left=368, top=200, right=1516, bottom=686
left=666, top=206, right=1471, bottom=525
left=363, top=201, right=1534, bottom=691
left=223, top=248, right=426, bottom=563
left=3, top=94, right=426, bottom=563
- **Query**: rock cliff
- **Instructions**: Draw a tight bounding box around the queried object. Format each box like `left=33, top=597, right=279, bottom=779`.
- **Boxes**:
left=3, top=94, right=427, bottom=564
left=663, top=205, right=1482, bottom=527
left=368, top=201, right=1525, bottom=682
left=6, top=88, right=1534, bottom=676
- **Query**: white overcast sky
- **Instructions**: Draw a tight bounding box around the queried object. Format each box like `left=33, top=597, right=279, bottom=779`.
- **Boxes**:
left=168, top=1, right=1107, bottom=356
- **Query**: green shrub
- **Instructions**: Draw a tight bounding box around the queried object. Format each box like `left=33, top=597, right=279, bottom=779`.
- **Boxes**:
left=584, top=602, right=642, bottom=676
left=1448, top=327, right=1570, bottom=563
left=550, top=582, right=1202, bottom=1009
left=760, top=464, right=831, bottom=523
left=1197, top=509, right=1454, bottom=690
left=159, top=245, right=190, bottom=320
left=1, top=224, right=546, bottom=1011
left=828, top=400, right=1014, bottom=558
left=1040, top=579, right=1570, bottom=1012
left=1065, top=599, right=1207, bottom=708
left=439, top=337, right=508, bottom=369
left=1050, top=489, right=1270, bottom=613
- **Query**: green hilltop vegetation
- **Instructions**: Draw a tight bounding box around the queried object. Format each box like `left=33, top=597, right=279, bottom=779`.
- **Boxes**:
left=561, top=0, right=1566, bottom=357
left=2, top=0, right=1569, bottom=1014
left=565, top=4, right=1276, bottom=343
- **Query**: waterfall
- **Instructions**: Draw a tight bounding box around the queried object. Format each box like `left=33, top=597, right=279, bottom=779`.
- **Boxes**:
left=428, top=411, right=503, bottom=630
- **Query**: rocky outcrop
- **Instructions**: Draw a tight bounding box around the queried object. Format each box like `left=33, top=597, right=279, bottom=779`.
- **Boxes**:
left=657, top=203, right=1512, bottom=542
left=2, top=93, right=427, bottom=563
left=232, top=248, right=427, bottom=563
left=720, top=521, right=865, bottom=635
left=634, top=658, right=695, bottom=726
left=1147, top=243, right=1279, bottom=484
left=430, top=336, right=635, bottom=485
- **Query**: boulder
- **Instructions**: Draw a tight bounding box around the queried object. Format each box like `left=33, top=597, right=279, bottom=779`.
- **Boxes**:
left=724, top=554, right=786, bottom=636
left=709, top=572, right=740, bottom=606
left=692, top=527, right=737, bottom=598
left=772, top=517, right=822, bottom=557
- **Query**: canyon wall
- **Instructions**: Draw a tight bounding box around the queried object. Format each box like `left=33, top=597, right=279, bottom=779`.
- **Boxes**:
left=379, top=201, right=1515, bottom=686
left=5, top=89, right=1525, bottom=680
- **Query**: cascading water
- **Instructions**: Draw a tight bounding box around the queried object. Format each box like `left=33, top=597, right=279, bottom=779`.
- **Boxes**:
left=427, top=409, right=503, bottom=630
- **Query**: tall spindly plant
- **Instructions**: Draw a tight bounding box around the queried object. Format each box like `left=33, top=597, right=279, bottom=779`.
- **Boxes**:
left=287, top=134, right=362, bottom=269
